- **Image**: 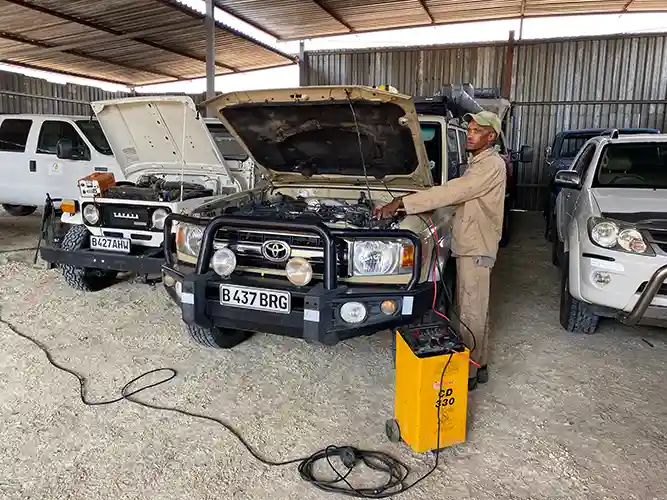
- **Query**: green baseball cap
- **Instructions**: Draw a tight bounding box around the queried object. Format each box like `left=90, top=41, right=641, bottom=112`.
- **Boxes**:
left=464, top=110, right=502, bottom=135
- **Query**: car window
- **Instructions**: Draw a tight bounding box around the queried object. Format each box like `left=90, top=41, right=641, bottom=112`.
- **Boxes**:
left=37, top=120, right=89, bottom=158
left=419, top=122, right=443, bottom=184
left=446, top=127, right=461, bottom=180
left=0, top=118, right=33, bottom=152
left=206, top=123, right=248, bottom=161
left=572, top=143, right=596, bottom=175
left=594, top=143, right=667, bottom=189
left=560, top=135, right=598, bottom=158
left=76, top=120, right=112, bottom=156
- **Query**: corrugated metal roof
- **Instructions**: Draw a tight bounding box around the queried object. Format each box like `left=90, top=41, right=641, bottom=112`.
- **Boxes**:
left=214, top=0, right=667, bottom=40
left=0, top=0, right=296, bottom=86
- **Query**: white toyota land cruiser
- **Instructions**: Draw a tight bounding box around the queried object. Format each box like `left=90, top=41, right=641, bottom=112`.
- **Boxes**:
left=39, top=95, right=247, bottom=291
left=553, top=131, right=667, bottom=333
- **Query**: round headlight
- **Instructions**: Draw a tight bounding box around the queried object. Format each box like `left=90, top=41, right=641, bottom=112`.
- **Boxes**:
left=185, top=226, right=204, bottom=256
left=151, top=208, right=169, bottom=230
left=82, top=204, right=99, bottom=225
left=352, top=241, right=400, bottom=275
left=211, top=248, right=236, bottom=277
left=591, top=221, right=619, bottom=248
left=618, top=228, right=647, bottom=253
left=339, top=301, right=367, bottom=324
left=285, top=257, right=313, bottom=286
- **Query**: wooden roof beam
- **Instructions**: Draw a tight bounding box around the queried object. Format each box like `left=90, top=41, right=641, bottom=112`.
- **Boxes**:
left=417, top=0, right=435, bottom=23
left=0, top=31, right=183, bottom=80
left=2, top=0, right=238, bottom=72
left=311, top=0, right=354, bottom=32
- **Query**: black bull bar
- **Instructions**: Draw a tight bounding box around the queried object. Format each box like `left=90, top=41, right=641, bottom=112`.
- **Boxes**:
left=163, top=213, right=423, bottom=290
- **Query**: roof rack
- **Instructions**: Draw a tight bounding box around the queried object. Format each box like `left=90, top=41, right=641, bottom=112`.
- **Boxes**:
left=413, top=83, right=483, bottom=120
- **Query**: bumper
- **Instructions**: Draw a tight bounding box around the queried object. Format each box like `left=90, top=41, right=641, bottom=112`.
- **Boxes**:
left=163, top=267, right=435, bottom=345
left=162, top=213, right=428, bottom=345
left=576, top=250, right=667, bottom=325
left=40, top=245, right=164, bottom=275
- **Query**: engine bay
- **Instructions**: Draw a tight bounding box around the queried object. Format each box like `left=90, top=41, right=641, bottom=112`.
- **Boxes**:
left=220, top=190, right=399, bottom=229
left=103, top=174, right=218, bottom=202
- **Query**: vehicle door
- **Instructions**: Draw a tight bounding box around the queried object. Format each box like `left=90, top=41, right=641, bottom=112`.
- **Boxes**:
left=557, top=142, right=596, bottom=239
left=0, top=116, right=34, bottom=205
left=34, top=119, right=96, bottom=200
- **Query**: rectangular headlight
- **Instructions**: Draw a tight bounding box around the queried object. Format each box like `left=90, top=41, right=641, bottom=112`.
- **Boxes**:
left=349, top=239, right=414, bottom=276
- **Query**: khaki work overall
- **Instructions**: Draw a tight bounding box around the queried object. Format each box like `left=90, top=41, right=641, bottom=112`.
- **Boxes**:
left=402, top=146, right=507, bottom=377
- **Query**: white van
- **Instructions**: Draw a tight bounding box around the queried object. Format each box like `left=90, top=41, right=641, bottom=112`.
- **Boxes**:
left=0, top=113, right=257, bottom=216
left=0, top=114, right=121, bottom=215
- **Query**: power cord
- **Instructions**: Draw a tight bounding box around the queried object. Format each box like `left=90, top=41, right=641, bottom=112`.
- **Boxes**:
left=0, top=314, right=454, bottom=498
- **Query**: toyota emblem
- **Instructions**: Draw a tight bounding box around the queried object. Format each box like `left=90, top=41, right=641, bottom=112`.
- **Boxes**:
left=261, top=240, right=291, bottom=263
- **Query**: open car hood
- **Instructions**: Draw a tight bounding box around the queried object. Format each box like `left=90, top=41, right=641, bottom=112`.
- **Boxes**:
left=90, top=95, right=233, bottom=180
left=202, top=86, right=432, bottom=186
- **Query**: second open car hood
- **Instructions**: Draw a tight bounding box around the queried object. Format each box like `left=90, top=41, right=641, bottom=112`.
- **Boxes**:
left=202, top=86, right=433, bottom=186
left=90, top=95, right=233, bottom=180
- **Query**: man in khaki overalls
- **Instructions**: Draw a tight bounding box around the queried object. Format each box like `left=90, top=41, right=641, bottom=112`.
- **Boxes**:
left=374, top=111, right=506, bottom=391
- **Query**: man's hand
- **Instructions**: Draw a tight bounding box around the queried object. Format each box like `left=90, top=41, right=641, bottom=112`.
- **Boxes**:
left=372, top=198, right=403, bottom=219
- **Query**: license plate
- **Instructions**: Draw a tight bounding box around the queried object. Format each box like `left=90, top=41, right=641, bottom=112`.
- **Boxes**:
left=90, top=235, right=131, bottom=253
left=219, top=284, right=291, bottom=314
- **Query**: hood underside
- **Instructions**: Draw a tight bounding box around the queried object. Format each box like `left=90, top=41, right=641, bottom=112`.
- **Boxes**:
left=90, top=96, right=232, bottom=180
left=203, top=86, right=432, bottom=185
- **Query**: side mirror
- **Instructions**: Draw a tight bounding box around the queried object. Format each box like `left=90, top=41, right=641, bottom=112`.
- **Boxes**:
left=544, top=145, right=552, bottom=158
left=554, top=170, right=582, bottom=190
left=56, top=138, right=73, bottom=159
left=519, top=145, right=534, bottom=163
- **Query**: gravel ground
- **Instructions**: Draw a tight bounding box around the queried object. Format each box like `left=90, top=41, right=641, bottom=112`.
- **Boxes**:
left=1, top=208, right=666, bottom=500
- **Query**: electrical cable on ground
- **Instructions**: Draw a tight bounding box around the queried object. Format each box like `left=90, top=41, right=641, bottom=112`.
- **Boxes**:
left=0, top=313, right=454, bottom=498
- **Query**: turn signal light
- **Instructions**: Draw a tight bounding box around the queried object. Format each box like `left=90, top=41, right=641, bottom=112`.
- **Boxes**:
left=400, top=245, right=414, bottom=269
left=61, top=200, right=77, bottom=214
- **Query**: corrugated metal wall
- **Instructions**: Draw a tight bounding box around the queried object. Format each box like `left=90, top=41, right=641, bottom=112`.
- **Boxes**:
left=0, top=70, right=132, bottom=115
left=303, top=33, right=667, bottom=210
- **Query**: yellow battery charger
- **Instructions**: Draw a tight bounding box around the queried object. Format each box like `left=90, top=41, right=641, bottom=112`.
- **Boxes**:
left=386, top=325, right=470, bottom=453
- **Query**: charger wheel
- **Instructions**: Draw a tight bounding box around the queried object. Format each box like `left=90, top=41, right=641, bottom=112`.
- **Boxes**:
left=385, top=419, right=401, bottom=443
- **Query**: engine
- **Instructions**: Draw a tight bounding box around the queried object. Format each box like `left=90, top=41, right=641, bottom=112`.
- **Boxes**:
left=221, top=191, right=398, bottom=229
left=104, top=174, right=215, bottom=202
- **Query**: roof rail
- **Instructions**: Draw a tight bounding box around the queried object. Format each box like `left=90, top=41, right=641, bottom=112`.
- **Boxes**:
left=600, top=128, right=620, bottom=139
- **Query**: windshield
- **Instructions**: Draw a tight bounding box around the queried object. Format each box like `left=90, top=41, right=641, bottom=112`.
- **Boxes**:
left=220, top=101, right=419, bottom=177
left=594, top=143, right=667, bottom=189
left=205, top=123, right=248, bottom=161
left=76, top=120, right=112, bottom=156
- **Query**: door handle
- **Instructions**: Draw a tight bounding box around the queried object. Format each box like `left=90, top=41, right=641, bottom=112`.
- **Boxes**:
left=29, top=160, right=36, bottom=172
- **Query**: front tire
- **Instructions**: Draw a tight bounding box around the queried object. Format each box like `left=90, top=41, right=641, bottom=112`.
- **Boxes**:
left=559, top=254, right=600, bottom=334
left=186, top=324, right=254, bottom=349
left=2, top=204, right=37, bottom=216
left=59, top=225, right=118, bottom=292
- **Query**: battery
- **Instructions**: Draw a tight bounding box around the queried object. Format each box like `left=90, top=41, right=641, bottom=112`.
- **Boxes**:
left=386, top=324, right=469, bottom=453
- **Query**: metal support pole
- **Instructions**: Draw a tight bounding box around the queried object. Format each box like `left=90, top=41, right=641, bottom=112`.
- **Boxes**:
left=205, top=0, right=216, bottom=114
left=502, top=30, right=516, bottom=101
left=298, top=40, right=305, bottom=86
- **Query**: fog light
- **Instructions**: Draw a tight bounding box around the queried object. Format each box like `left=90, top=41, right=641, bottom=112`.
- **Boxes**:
left=340, top=301, right=367, bottom=324
left=592, top=271, right=611, bottom=286
left=285, top=257, right=313, bottom=286
left=381, top=300, right=397, bottom=315
left=212, top=248, right=236, bottom=277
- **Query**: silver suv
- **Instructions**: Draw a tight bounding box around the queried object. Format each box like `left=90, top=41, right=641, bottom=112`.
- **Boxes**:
left=553, top=131, right=667, bottom=333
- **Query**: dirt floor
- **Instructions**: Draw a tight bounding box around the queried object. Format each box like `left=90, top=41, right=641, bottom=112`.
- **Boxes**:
left=1, top=208, right=666, bottom=500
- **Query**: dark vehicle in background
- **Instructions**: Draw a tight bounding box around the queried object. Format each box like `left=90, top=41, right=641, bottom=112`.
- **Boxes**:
left=413, top=85, right=533, bottom=247
left=543, top=127, right=661, bottom=242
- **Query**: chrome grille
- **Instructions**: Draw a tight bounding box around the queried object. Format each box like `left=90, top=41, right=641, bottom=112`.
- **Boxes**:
left=214, top=229, right=347, bottom=276
left=644, top=228, right=667, bottom=253
left=101, top=205, right=150, bottom=230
